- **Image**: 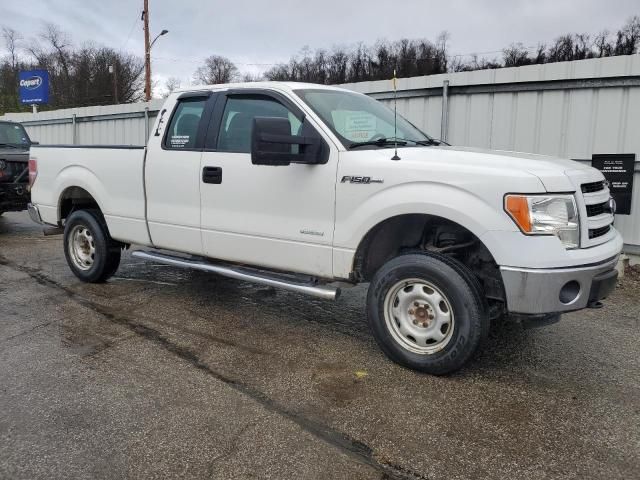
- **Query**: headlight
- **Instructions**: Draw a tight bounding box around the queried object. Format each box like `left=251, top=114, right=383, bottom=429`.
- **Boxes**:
left=505, top=194, right=580, bottom=249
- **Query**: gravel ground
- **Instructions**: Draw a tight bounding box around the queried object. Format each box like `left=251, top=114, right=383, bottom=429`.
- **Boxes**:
left=1, top=211, right=639, bottom=480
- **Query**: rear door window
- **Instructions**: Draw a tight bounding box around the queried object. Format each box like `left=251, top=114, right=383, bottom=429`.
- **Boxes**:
left=164, top=98, right=207, bottom=149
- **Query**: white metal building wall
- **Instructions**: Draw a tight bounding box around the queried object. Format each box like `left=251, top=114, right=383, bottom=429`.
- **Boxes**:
left=343, top=55, right=640, bottom=250
left=0, top=100, right=164, bottom=145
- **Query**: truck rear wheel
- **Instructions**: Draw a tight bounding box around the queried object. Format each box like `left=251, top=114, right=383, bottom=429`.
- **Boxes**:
left=367, top=252, right=488, bottom=375
left=63, top=209, right=121, bottom=283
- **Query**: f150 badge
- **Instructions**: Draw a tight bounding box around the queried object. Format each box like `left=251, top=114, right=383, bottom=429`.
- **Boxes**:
left=341, top=176, right=384, bottom=184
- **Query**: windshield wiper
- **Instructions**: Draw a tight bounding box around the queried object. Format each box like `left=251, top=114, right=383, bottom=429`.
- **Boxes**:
left=0, top=143, right=19, bottom=149
left=348, top=138, right=408, bottom=149
left=405, top=138, right=445, bottom=146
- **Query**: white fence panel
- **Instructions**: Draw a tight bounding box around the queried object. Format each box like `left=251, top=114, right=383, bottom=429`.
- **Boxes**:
left=1, top=100, right=164, bottom=146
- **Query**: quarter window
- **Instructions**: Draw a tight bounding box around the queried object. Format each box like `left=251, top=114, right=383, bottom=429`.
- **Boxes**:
left=164, top=98, right=206, bottom=149
left=216, top=96, right=302, bottom=153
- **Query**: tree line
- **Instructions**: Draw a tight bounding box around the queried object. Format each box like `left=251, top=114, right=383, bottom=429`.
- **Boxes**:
left=0, top=24, right=143, bottom=114
left=190, top=15, right=640, bottom=87
left=1, top=16, right=639, bottom=113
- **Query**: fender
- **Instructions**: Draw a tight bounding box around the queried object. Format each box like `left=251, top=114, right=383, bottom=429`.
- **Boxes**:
left=332, top=182, right=519, bottom=278
left=54, top=165, right=109, bottom=221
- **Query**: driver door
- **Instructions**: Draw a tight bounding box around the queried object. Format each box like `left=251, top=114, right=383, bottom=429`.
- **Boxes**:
left=199, top=89, right=338, bottom=277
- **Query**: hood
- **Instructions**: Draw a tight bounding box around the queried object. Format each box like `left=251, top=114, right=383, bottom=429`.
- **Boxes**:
left=376, top=145, right=592, bottom=192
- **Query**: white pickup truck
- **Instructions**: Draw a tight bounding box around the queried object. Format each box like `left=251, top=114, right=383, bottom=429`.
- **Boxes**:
left=28, top=82, right=622, bottom=374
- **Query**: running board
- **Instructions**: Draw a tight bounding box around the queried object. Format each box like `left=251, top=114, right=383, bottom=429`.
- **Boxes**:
left=131, top=250, right=340, bottom=301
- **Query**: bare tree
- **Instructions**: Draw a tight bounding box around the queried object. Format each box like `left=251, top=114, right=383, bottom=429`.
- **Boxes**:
left=2, top=27, right=21, bottom=70
left=0, top=23, right=144, bottom=112
left=193, top=55, right=238, bottom=84
left=614, top=15, right=640, bottom=55
left=163, top=76, right=182, bottom=97
left=239, top=72, right=262, bottom=82
left=265, top=35, right=449, bottom=84
left=593, top=31, right=613, bottom=57
left=503, top=43, right=532, bottom=67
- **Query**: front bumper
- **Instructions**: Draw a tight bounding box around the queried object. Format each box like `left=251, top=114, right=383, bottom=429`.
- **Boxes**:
left=0, top=183, right=30, bottom=212
left=500, top=255, right=619, bottom=314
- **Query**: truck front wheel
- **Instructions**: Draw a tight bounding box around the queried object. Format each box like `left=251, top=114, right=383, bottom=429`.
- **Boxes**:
left=63, top=209, right=121, bottom=283
left=367, top=253, right=488, bottom=375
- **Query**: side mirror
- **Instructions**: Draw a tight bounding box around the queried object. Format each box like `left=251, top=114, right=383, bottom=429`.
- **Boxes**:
left=251, top=117, right=326, bottom=166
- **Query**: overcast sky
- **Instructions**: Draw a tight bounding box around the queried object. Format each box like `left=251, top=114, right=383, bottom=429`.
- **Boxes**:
left=1, top=0, right=638, bottom=94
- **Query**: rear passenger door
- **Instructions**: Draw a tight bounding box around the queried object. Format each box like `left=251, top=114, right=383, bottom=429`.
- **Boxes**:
left=146, top=92, right=214, bottom=254
left=199, top=89, right=338, bottom=277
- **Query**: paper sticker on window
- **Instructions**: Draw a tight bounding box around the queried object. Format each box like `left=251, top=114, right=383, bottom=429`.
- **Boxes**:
left=344, top=113, right=377, bottom=141
left=170, top=135, right=190, bottom=148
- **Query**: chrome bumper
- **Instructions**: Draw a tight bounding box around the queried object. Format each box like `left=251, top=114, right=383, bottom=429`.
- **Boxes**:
left=500, top=256, right=619, bottom=314
left=27, top=203, right=43, bottom=224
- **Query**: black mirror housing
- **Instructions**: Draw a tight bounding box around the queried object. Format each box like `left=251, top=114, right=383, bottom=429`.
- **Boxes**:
left=251, top=117, right=328, bottom=166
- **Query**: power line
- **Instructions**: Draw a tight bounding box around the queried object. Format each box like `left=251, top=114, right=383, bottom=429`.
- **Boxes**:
left=449, top=45, right=539, bottom=58
left=151, top=55, right=279, bottom=67
left=119, top=11, right=141, bottom=51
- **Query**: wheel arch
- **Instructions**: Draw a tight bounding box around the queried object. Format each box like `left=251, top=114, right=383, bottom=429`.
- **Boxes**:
left=58, top=186, right=104, bottom=222
left=351, top=213, right=506, bottom=316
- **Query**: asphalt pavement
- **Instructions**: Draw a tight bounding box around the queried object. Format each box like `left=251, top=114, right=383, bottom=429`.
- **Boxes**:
left=1, top=211, right=639, bottom=479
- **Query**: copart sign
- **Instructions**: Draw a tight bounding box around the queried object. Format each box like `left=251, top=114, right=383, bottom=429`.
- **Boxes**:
left=19, top=70, right=49, bottom=105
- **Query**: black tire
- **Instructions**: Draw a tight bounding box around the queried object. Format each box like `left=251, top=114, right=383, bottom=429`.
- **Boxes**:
left=367, top=252, right=488, bottom=375
left=63, top=209, right=121, bottom=283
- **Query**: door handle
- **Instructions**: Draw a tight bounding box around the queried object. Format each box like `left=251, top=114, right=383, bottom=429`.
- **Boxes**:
left=202, top=166, right=222, bottom=184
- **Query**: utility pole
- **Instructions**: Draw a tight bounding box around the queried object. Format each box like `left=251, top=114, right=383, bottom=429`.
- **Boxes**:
left=109, top=64, right=119, bottom=104
left=143, top=0, right=151, bottom=101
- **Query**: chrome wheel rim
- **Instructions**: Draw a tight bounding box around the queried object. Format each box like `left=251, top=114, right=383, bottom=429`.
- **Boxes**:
left=383, top=279, right=455, bottom=355
left=68, top=225, right=96, bottom=271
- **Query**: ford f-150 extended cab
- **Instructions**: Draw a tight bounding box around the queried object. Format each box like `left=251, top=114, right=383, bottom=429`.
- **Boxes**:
left=0, top=120, right=32, bottom=216
left=28, top=82, right=623, bottom=374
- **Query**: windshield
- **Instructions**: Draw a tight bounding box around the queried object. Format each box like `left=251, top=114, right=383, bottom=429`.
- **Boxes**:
left=0, top=123, right=30, bottom=148
left=295, top=88, right=432, bottom=148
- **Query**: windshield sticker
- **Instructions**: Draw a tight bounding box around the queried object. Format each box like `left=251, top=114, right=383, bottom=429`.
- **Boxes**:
left=344, top=113, right=377, bottom=141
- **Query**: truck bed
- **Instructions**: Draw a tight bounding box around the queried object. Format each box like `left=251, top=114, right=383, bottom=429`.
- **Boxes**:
left=30, top=144, right=150, bottom=245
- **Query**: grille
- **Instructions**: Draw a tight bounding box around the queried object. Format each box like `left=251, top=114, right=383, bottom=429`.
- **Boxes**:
left=581, top=181, right=605, bottom=194
left=0, top=161, right=28, bottom=183
left=589, top=225, right=611, bottom=239
left=586, top=202, right=608, bottom=217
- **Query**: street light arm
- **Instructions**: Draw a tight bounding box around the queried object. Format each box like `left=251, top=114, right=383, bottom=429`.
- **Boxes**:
left=150, top=29, right=169, bottom=49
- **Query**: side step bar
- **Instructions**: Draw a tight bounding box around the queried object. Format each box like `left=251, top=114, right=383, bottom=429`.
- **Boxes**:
left=131, top=250, right=340, bottom=301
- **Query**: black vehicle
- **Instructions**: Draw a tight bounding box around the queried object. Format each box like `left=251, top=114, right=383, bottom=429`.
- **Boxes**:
left=0, top=120, right=33, bottom=216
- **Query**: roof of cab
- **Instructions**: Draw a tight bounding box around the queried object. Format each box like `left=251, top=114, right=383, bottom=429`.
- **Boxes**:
left=172, top=81, right=354, bottom=95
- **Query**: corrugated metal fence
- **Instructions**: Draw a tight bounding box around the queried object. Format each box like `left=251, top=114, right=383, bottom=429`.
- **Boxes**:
left=2, top=56, right=639, bottom=250
left=1, top=100, right=164, bottom=145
